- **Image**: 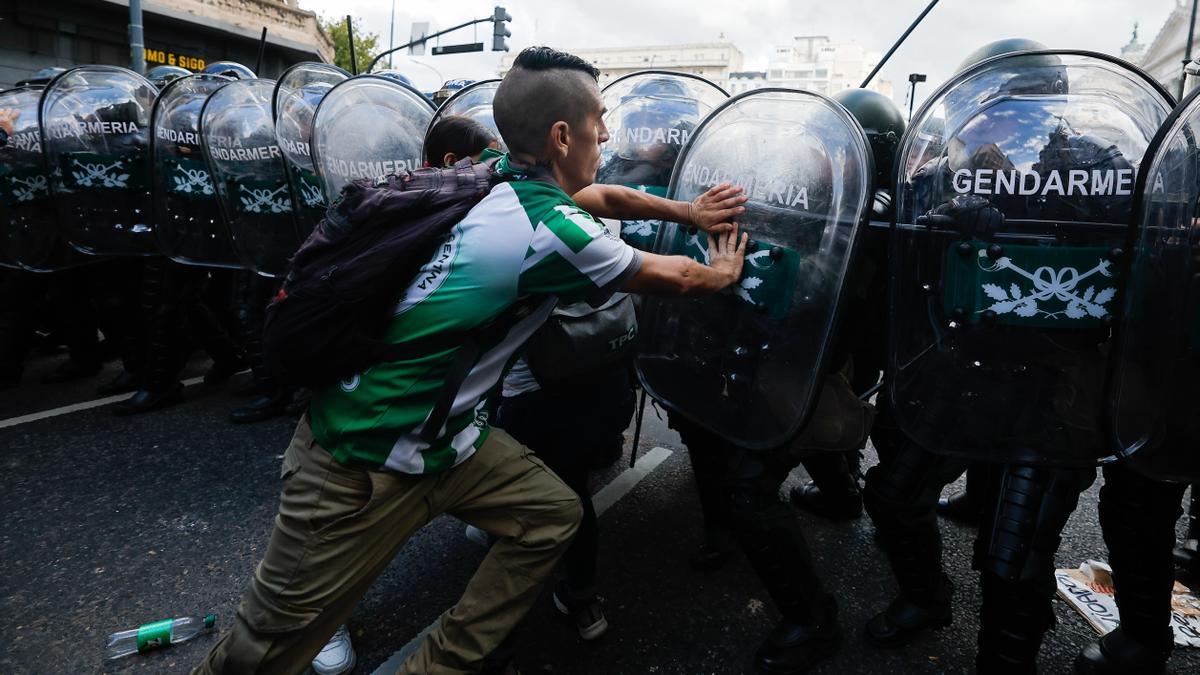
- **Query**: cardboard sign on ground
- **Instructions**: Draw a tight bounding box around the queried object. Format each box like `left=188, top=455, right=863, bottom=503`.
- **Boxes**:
left=1055, top=560, right=1200, bottom=648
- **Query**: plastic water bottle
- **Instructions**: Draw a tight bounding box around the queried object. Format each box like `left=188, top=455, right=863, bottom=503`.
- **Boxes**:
left=104, top=614, right=216, bottom=659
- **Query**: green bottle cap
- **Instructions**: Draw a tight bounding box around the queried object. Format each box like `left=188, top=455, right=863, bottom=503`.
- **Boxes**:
left=203, top=614, right=216, bottom=629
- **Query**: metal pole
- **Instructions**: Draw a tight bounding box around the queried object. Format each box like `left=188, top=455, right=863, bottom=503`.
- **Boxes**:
left=254, top=27, right=268, bottom=77
left=388, top=0, right=396, bottom=69
left=909, top=80, right=917, bottom=120
left=367, top=16, right=493, bottom=72
left=629, top=388, right=648, bottom=468
left=346, top=15, right=357, bottom=76
left=860, top=0, right=941, bottom=88
left=129, top=0, right=145, bottom=75
left=1182, top=0, right=1200, bottom=100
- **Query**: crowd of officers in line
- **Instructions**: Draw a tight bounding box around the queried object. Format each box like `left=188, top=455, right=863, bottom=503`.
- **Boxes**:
left=4, top=40, right=1200, bottom=675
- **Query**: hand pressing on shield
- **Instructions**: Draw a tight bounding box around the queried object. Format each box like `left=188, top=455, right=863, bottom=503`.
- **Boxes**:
left=707, top=222, right=749, bottom=285
left=689, top=183, right=748, bottom=234
left=623, top=222, right=749, bottom=297
left=0, top=108, right=19, bottom=139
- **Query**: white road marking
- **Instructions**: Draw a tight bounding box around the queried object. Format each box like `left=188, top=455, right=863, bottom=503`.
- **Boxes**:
left=370, top=446, right=675, bottom=675
left=593, top=445, right=672, bottom=516
left=0, top=375, right=208, bottom=429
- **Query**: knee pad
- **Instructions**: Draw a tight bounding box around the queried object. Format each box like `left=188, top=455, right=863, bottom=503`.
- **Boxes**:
left=976, top=465, right=1094, bottom=581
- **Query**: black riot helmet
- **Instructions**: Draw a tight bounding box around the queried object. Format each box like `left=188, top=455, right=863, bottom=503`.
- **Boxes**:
left=146, top=65, right=192, bottom=89
left=832, top=88, right=905, bottom=191
left=957, top=38, right=1067, bottom=98
left=203, top=61, right=256, bottom=80
left=15, top=67, right=66, bottom=87
left=956, top=38, right=1048, bottom=73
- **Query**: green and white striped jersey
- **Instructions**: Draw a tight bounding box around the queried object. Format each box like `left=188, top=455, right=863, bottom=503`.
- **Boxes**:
left=309, top=155, right=641, bottom=474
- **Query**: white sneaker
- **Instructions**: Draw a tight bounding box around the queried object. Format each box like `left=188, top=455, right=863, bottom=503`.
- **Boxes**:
left=465, top=524, right=494, bottom=547
left=311, top=624, right=356, bottom=675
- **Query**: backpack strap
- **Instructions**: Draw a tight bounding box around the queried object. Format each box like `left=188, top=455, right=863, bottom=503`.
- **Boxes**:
left=416, top=299, right=536, bottom=445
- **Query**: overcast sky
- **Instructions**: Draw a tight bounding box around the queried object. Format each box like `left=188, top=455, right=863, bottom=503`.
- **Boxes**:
left=301, top=0, right=1181, bottom=107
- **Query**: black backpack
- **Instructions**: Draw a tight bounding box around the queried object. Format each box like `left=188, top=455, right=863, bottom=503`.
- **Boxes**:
left=263, top=158, right=504, bottom=390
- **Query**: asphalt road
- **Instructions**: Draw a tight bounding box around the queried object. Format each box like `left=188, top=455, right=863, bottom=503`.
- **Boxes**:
left=1, top=351, right=1197, bottom=674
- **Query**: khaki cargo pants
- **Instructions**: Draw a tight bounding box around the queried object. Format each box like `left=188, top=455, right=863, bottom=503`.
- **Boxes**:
left=193, top=416, right=581, bottom=675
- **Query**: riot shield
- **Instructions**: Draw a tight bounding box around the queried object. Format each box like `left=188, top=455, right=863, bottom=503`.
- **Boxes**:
left=597, top=71, right=728, bottom=251
left=637, top=89, right=874, bottom=449
left=0, top=85, right=90, bottom=271
left=150, top=74, right=241, bottom=268
left=889, top=51, right=1173, bottom=466
left=427, top=79, right=503, bottom=149
left=39, top=66, right=158, bottom=256
left=1109, top=85, right=1200, bottom=482
left=311, top=75, right=435, bottom=202
left=200, top=79, right=299, bottom=277
left=273, top=63, right=350, bottom=237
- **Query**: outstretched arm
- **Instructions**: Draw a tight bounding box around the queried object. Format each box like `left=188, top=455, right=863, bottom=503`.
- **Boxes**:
left=621, top=225, right=748, bottom=297
left=573, top=182, right=746, bottom=234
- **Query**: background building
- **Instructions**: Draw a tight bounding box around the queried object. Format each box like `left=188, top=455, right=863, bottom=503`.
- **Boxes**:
left=500, top=42, right=745, bottom=91
left=1131, top=0, right=1199, bottom=96
left=728, top=70, right=767, bottom=94
left=767, top=35, right=892, bottom=98
left=1, top=0, right=333, bottom=89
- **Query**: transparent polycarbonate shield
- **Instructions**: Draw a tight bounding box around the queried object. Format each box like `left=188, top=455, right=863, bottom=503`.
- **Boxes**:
left=637, top=89, right=873, bottom=449
left=150, top=74, right=240, bottom=268
left=201, top=79, right=299, bottom=277
left=597, top=71, right=728, bottom=251
left=0, top=85, right=90, bottom=271
left=1109, top=87, right=1200, bottom=482
left=427, top=79, right=503, bottom=150
left=889, top=50, right=1173, bottom=466
left=311, top=75, right=435, bottom=202
left=39, top=66, right=158, bottom=256
left=273, top=63, right=349, bottom=237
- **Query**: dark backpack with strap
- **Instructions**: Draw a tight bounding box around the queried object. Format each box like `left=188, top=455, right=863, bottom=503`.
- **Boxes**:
left=262, top=158, right=501, bottom=389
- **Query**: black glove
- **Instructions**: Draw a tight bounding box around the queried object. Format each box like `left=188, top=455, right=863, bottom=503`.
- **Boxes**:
left=925, top=195, right=1005, bottom=238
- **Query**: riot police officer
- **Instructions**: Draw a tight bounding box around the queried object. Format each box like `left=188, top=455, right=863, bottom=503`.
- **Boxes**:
left=1075, top=65, right=1200, bottom=675
left=788, top=88, right=906, bottom=521
left=631, top=83, right=879, bottom=673
left=864, top=40, right=1173, bottom=674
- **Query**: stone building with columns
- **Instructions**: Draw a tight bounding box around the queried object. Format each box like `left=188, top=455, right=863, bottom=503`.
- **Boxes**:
left=1, top=0, right=334, bottom=89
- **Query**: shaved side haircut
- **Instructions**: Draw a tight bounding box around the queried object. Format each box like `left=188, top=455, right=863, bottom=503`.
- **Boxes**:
left=493, top=46, right=602, bottom=158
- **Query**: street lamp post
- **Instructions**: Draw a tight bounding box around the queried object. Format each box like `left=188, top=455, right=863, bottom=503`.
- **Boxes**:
left=1183, top=0, right=1200, bottom=100
left=908, top=73, right=926, bottom=121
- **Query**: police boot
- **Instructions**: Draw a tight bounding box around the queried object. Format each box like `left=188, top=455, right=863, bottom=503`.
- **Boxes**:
left=862, top=497, right=952, bottom=646
left=229, top=339, right=288, bottom=423
left=936, top=489, right=980, bottom=523
left=111, top=382, right=184, bottom=415
left=97, top=370, right=140, bottom=396
left=790, top=482, right=862, bottom=521
left=975, top=573, right=1053, bottom=675
left=41, top=358, right=102, bottom=384
left=937, top=464, right=986, bottom=524
left=863, top=569, right=952, bottom=647
left=231, top=389, right=290, bottom=424
left=1079, top=464, right=1183, bottom=674
left=112, top=259, right=186, bottom=416
left=754, top=594, right=841, bottom=675
left=1074, top=627, right=1170, bottom=675
left=0, top=281, right=28, bottom=389
left=792, top=452, right=863, bottom=521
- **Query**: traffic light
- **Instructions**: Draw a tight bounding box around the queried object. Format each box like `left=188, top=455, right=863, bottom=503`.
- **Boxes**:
left=492, top=6, right=512, bottom=52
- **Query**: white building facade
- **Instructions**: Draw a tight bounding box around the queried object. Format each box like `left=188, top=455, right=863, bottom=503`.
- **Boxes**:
left=1133, top=1, right=1200, bottom=98
left=766, top=35, right=893, bottom=98
left=500, top=42, right=745, bottom=91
